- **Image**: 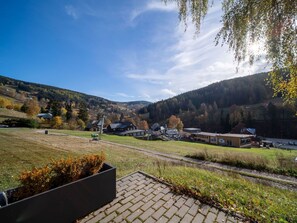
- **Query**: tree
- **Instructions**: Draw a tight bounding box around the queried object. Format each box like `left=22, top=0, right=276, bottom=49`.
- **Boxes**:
left=52, top=116, right=63, bottom=129
left=65, top=102, right=73, bottom=121
left=165, top=0, right=297, bottom=104
left=139, top=120, right=149, bottom=130
left=77, top=102, right=89, bottom=123
left=168, top=115, right=183, bottom=130
left=21, top=99, right=40, bottom=117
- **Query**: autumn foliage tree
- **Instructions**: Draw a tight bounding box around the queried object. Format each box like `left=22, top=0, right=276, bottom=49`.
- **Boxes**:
left=168, top=115, right=184, bottom=131
left=21, top=99, right=40, bottom=117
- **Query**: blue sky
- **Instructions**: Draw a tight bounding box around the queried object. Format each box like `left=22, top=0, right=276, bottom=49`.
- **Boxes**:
left=0, top=0, right=268, bottom=102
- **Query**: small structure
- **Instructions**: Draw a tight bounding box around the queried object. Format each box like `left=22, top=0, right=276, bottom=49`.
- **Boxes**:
left=107, top=121, right=136, bottom=134
left=119, top=129, right=146, bottom=137
left=37, top=113, right=53, bottom=120
left=183, top=128, right=201, bottom=134
left=194, top=132, right=253, bottom=148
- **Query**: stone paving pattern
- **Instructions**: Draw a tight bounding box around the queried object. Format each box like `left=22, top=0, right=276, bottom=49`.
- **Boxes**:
left=78, top=172, right=243, bottom=223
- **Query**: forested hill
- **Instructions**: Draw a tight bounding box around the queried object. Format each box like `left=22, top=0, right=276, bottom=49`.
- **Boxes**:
left=0, top=75, right=149, bottom=119
left=139, top=72, right=297, bottom=138
left=139, top=72, right=273, bottom=121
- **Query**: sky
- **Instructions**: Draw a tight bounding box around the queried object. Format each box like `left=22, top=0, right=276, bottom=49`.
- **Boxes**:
left=0, top=0, right=269, bottom=102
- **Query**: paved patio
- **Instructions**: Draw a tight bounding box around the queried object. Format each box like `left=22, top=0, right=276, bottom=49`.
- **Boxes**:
left=78, top=172, right=244, bottom=223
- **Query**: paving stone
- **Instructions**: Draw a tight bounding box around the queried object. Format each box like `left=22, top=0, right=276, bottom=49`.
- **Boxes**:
left=216, top=211, right=227, bottom=222
left=152, top=207, right=167, bottom=220
left=126, top=209, right=143, bottom=222
left=210, top=207, right=219, bottom=215
left=120, top=195, right=134, bottom=204
left=184, top=197, right=195, bottom=207
left=100, top=212, right=117, bottom=223
left=153, top=192, right=165, bottom=202
left=117, top=202, right=133, bottom=213
left=164, top=205, right=178, bottom=219
left=156, top=216, right=169, bottom=223
left=152, top=200, right=165, bottom=210
left=174, top=196, right=186, bottom=208
left=170, top=215, right=181, bottom=223
left=204, top=211, right=217, bottom=223
left=77, top=172, right=243, bottom=223
left=188, top=203, right=199, bottom=216
left=180, top=213, right=194, bottom=223
left=140, top=208, right=155, bottom=221
left=85, top=212, right=105, bottom=223
left=144, top=216, right=156, bottom=223
left=105, top=203, right=121, bottom=215
left=161, top=193, right=172, bottom=202
left=143, top=188, right=155, bottom=196
left=113, top=210, right=131, bottom=223
left=131, top=194, right=145, bottom=204
left=141, top=199, right=154, bottom=211
left=192, top=213, right=205, bottom=223
left=199, top=204, right=211, bottom=215
left=176, top=204, right=190, bottom=218
left=163, top=198, right=175, bottom=209
left=130, top=201, right=145, bottom=212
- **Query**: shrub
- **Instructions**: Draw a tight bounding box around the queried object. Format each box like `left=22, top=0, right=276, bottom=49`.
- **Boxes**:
left=13, top=152, right=106, bottom=202
left=2, top=118, right=39, bottom=128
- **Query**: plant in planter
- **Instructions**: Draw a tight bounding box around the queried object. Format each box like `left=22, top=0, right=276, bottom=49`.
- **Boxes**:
left=0, top=152, right=116, bottom=223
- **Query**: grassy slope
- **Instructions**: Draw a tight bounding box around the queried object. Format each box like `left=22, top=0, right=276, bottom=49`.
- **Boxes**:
left=0, top=128, right=296, bottom=222
left=52, top=129, right=297, bottom=171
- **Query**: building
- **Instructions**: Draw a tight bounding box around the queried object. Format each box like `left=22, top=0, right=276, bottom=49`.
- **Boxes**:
left=194, top=132, right=253, bottom=148
left=119, top=129, right=146, bottom=137
left=107, top=121, right=136, bottom=134
left=37, top=113, right=53, bottom=120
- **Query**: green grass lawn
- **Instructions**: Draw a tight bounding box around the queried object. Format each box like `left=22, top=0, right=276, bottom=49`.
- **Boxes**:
left=0, top=128, right=296, bottom=222
left=51, top=129, right=297, bottom=175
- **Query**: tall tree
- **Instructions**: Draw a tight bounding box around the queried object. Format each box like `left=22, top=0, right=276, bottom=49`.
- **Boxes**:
left=78, top=102, right=89, bottom=123
left=21, top=99, right=40, bottom=117
left=164, top=0, right=297, bottom=104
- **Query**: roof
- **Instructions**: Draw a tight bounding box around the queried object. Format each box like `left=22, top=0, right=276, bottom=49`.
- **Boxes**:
left=218, top=133, right=253, bottom=138
left=197, top=132, right=217, bottom=137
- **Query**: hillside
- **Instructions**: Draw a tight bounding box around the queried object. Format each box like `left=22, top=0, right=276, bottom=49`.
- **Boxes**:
left=139, top=72, right=297, bottom=138
left=0, top=75, right=150, bottom=121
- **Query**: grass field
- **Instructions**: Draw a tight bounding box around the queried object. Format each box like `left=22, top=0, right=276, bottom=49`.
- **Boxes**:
left=0, top=128, right=296, bottom=222
left=0, top=108, right=27, bottom=122
left=51, top=129, right=297, bottom=176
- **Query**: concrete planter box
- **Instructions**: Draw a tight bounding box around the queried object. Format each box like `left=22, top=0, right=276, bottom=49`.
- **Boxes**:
left=0, top=163, right=116, bottom=223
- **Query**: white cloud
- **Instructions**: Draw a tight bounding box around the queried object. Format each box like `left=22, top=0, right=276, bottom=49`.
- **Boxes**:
left=116, top=92, right=135, bottom=98
left=161, top=88, right=176, bottom=97
left=65, top=5, right=79, bottom=19
left=121, top=1, right=269, bottom=102
left=130, top=0, right=177, bottom=23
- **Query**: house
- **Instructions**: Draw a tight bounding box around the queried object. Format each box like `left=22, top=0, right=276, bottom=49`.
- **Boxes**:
left=86, top=120, right=104, bottom=131
left=165, top=128, right=181, bottom=140
left=195, top=132, right=218, bottom=144
left=195, top=132, right=253, bottom=148
left=37, top=113, right=53, bottom=120
left=217, top=133, right=253, bottom=148
left=183, top=128, right=201, bottom=134
left=107, top=121, right=136, bottom=134
left=119, top=129, right=146, bottom=137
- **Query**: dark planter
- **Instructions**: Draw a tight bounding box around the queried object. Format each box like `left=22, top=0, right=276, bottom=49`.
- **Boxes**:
left=0, top=163, right=116, bottom=223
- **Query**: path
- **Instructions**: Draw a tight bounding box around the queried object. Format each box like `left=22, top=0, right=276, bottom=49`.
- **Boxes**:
left=78, top=172, right=244, bottom=223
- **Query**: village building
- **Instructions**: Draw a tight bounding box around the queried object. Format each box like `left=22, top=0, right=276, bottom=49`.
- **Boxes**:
left=194, top=132, right=253, bottom=148
left=107, top=121, right=136, bottom=134
left=119, top=129, right=146, bottom=137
